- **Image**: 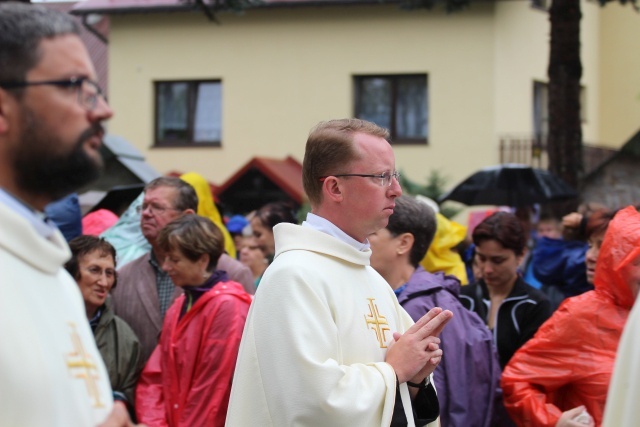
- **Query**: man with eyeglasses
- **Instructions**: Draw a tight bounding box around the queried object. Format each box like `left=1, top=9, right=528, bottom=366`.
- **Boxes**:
left=227, top=119, right=452, bottom=426
left=111, top=176, right=253, bottom=365
left=0, top=3, right=137, bottom=426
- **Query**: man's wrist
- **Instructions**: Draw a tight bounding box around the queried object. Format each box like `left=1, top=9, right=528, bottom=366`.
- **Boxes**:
left=406, top=376, right=429, bottom=390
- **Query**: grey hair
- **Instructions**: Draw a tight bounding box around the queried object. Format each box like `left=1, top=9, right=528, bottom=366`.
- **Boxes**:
left=0, top=2, right=80, bottom=84
left=144, top=176, right=199, bottom=212
left=386, top=195, right=437, bottom=268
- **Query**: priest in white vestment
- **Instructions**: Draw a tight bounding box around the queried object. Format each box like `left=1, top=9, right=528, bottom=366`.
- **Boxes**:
left=0, top=3, right=132, bottom=425
left=227, top=119, right=451, bottom=427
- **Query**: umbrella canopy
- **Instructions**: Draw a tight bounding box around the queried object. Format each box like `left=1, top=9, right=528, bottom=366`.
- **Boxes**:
left=439, top=164, right=578, bottom=207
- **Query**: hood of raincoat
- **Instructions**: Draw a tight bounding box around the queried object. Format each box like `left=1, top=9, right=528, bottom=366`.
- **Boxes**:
left=593, top=205, right=640, bottom=310
left=420, top=213, right=468, bottom=284
left=100, top=193, right=151, bottom=267
left=180, top=172, right=236, bottom=259
left=500, top=206, right=640, bottom=427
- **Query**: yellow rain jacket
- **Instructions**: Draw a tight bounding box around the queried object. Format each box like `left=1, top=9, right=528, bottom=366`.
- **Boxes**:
left=180, top=172, right=236, bottom=259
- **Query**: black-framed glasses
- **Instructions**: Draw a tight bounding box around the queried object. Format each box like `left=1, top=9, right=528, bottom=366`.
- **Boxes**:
left=319, top=171, right=401, bottom=187
left=0, top=77, right=105, bottom=110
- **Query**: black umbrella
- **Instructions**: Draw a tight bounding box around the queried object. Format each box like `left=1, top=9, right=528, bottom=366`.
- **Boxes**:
left=438, top=164, right=578, bottom=207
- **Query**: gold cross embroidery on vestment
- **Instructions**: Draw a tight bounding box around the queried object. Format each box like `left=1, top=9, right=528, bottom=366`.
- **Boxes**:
left=364, top=298, right=391, bottom=348
left=65, top=322, right=105, bottom=408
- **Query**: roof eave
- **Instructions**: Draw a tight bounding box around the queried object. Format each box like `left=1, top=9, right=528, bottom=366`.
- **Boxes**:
left=70, top=0, right=399, bottom=16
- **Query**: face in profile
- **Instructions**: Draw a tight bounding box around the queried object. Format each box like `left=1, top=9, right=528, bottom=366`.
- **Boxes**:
left=368, top=228, right=400, bottom=280
left=76, top=249, right=116, bottom=316
left=12, top=35, right=113, bottom=203
left=161, top=247, right=208, bottom=287
left=251, top=216, right=275, bottom=257
left=335, top=133, right=402, bottom=242
left=585, top=230, right=605, bottom=285
left=239, top=236, right=268, bottom=273
left=140, top=186, right=182, bottom=244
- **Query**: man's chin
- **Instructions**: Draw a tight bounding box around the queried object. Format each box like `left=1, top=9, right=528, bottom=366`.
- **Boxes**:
left=141, top=229, right=157, bottom=243
left=83, top=144, right=104, bottom=168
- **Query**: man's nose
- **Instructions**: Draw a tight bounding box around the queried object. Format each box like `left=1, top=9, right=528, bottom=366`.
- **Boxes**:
left=388, top=177, right=402, bottom=197
left=89, top=95, right=114, bottom=122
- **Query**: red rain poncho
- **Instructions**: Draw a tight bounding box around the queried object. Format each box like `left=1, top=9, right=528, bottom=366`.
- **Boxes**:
left=501, top=206, right=640, bottom=427
left=135, top=281, right=251, bottom=427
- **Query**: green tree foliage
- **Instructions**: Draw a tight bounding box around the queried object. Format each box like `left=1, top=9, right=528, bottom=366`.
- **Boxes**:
left=399, top=169, right=461, bottom=218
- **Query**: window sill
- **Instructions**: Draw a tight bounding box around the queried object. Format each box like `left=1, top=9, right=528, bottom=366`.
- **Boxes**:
left=392, top=138, right=429, bottom=146
left=152, top=141, right=222, bottom=148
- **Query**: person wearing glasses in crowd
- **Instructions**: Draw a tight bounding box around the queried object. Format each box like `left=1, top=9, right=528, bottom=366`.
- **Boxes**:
left=111, top=176, right=253, bottom=365
left=226, top=119, right=452, bottom=426
left=65, top=236, right=141, bottom=419
left=0, top=3, right=137, bottom=426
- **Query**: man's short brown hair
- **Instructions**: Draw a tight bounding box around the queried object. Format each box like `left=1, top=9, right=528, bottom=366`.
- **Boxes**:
left=302, top=119, right=389, bottom=207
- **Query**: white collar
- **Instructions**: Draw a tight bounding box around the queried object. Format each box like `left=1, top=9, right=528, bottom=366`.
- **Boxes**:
left=0, top=188, right=57, bottom=239
left=302, top=212, right=370, bottom=252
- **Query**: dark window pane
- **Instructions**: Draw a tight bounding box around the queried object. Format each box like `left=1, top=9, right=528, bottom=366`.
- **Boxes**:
left=396, top=76, right=427, bottom=139
left=358, top=78, right=392, bottom=130
left=533, top=81, right=548, bottom=137
left=157, top=82, right=189, bottom=141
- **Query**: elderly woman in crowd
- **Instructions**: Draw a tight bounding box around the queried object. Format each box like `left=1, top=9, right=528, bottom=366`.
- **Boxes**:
left=501, top=206, right=640, bottom=427
left=135, top=214, right=252, bottom=427
left=369, top=195, right=501, bottom=427
left=64, top=236, right=141, bottom=409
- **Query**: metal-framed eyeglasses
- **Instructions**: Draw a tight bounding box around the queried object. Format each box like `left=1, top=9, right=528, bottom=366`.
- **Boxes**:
left=0, top=77, right=105, bottom=111
left=135, top=203, right=180, bottom=216
left=83, top=265, right=116, bottom=281
left=319, top=171, right=401, bottom=187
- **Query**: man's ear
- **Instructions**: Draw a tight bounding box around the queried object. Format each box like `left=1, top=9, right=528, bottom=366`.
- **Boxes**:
left=183, top=209, right=196, bottom=215
left=322, top=177, right=343, bottom=203
left=0, top=88, right=16, bottom=134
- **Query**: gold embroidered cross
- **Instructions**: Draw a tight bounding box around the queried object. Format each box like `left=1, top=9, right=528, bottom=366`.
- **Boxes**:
left=364, top=298, right=390, bottom=348
left=65, top=322, right=105, bottom=408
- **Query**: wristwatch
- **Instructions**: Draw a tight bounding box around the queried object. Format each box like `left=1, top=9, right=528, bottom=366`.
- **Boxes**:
left=406, top=377, right=429, bottom=390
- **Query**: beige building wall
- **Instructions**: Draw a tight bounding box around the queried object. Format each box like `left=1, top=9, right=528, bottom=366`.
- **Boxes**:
left=598, top=2, right=640, bottom=148
left=106, top=0, right=617, bottom=189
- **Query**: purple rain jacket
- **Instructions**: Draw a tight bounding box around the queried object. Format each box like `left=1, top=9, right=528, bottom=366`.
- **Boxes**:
left=398, top=267, right=502, bottom=427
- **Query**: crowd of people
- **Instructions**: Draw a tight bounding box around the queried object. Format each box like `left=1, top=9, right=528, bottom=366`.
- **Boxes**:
left=2, top=2, right=640, bottom=427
